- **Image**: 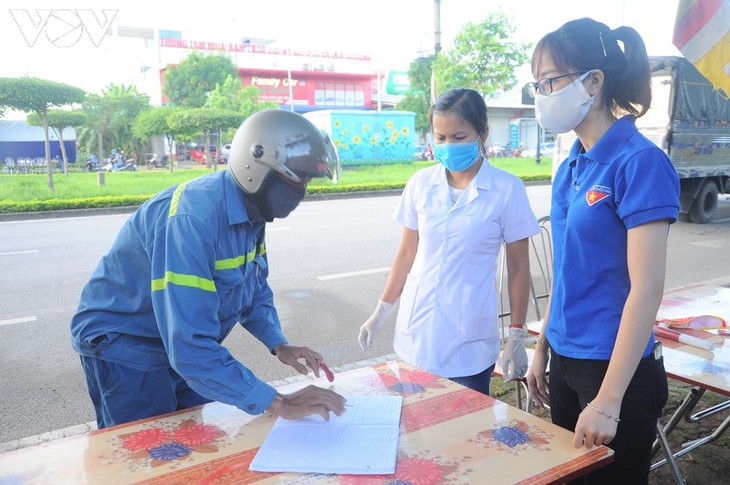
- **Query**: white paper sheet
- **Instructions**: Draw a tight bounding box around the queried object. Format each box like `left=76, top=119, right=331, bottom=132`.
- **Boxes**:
left=249, top=395, right=403, bottom=475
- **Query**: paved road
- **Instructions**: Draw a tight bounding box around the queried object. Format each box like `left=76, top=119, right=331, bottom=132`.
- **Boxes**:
left=1, top=186, right=729, bottom=445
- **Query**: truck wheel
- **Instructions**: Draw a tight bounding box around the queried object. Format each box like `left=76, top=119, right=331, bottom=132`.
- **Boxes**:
left=689, top=181, right=718, bottom=224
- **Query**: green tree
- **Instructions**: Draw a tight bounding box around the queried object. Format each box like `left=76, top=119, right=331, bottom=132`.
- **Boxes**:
left=132, top=106, right=180, bottom=173
left=205, top=75, right=243, bottom=111
left=397, top=56, right=436, bottom=135
left=0, top=77, right=85, bottom=191
left=433, top=12, right=529, bottom=96
left=167, top=108, right=243, bottom=171
left=102, top=84, right=150, bottom=162
left=162, top=52, right=238, bottom=108
left=206, top=77, right=278, bottom=116
left=78, top=94, right=113, bottom=162
left=205, top=76, right=278, bottom=144
left=232, top=85, right=279, bottom=118
left=27, top=109, right=87, bottom=176
left=78, top=84, right=150, bottom=163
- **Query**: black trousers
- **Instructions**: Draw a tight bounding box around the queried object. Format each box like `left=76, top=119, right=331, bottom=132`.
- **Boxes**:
left=549, top=347, right=668, bottom=485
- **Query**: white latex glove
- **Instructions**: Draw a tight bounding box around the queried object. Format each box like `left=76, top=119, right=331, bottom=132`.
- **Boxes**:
left=502, top=327, right=528, bottom=383
left=358, top=300, right=393, bottom=351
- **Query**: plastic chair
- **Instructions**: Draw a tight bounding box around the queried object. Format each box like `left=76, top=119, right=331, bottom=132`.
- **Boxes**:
left=496, top=215, right=553, bottom=412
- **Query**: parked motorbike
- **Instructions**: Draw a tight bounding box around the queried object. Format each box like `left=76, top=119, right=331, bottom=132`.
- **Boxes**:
left=416, top=145, right=434, bottom=161
left=146, top=153, right=169, bottom=170
left=103, top=158, right=137, bottom=172
left=83, top=156, right=101, bottom=172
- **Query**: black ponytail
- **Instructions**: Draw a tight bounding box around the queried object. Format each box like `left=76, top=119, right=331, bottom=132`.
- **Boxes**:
left=612, top=26, right=652, bottom=117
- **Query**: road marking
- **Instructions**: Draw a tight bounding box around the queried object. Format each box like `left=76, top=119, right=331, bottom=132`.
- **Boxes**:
left=0, top=316, right=37, bottom=327
left=317, top=267, right=390, bottom=281
left=689, top=240, right=725, bottom=248
left=0, top=249, right=39, bottom=256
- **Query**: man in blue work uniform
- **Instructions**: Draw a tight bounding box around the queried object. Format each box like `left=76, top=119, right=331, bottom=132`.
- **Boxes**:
left=71, top=109, right=346, bottom=428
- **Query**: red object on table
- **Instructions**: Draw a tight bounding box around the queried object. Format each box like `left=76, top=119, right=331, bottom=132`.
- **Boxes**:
left=320, top=362, right=335, bottom=382
left=653, top=324, right=716, bottom=351
left=656, top=315, right=727, bottom=330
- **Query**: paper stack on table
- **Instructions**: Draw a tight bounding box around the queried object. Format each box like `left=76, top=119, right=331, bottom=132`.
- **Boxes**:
left=250, top=395, right=403, bottom=475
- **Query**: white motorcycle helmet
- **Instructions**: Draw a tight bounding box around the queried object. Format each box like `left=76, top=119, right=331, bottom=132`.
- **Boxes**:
left=228, top=109, right=340, bottom=194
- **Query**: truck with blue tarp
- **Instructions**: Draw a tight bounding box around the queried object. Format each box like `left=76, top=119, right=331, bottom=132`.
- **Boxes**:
left=644, top=56, right=730, bottom=223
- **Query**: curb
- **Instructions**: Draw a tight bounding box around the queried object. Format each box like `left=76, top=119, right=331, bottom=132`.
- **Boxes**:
left=0, top=205, right=140, bottom=222
left=0, top=353, right=398, bottom=454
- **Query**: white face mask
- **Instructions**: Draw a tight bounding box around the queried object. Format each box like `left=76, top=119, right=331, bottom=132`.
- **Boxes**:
left=535, top=71, right=595, bottom=133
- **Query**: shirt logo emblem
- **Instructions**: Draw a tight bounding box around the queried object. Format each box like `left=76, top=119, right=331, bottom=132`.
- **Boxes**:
left=586, top=185, right=611, bottom=206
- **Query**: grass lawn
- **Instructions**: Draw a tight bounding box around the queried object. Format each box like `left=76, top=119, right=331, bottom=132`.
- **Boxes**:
left=311, top=158, right=550, bottom=187
left=0, top=158, right=551, bottom=203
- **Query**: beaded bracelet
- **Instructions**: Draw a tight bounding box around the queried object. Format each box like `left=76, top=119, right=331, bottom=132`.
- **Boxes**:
left=586, top=401, right=621, bottom=423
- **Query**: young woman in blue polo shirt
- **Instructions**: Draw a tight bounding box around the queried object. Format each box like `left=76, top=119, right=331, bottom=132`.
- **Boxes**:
left=525, top=18, right=680, bottom=482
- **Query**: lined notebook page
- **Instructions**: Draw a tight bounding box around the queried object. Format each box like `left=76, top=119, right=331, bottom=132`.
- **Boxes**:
left=250, top=395, right=403, bottom=475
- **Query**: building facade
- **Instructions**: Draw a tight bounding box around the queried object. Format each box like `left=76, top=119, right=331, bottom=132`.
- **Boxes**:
left=157, top=36, right=378, bottom=112
left=122, top=28, right=538, bottom=151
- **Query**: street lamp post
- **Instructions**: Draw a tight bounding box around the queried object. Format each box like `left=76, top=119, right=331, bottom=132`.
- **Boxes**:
left=434, top=0, right=441, bottom=54
left=287, top=68, right=294, bottom=112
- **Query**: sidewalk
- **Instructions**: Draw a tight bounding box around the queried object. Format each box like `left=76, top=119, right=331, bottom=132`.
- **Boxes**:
left=0, top=353, right=398, bottom=454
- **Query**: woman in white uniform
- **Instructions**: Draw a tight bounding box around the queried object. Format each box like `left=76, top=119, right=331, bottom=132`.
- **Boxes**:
left=358, top=88, right=540, bottom=394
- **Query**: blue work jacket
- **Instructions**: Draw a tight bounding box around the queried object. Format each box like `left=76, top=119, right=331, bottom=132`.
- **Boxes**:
left=71, top=170, right=286, bottom=414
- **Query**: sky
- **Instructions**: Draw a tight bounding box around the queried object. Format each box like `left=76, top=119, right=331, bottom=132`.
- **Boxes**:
left=1, top=0, right=682, bottom=99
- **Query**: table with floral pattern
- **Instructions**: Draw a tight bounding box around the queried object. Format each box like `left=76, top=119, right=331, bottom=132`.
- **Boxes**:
left=655, top=284, right=730, bottom=395
left=0, top=360, right=613, bottom=484
left=649, top=283, right=730, bottom=479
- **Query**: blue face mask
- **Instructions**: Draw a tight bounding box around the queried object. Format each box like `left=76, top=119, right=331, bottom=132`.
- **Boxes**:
left=254, top=174, right=306, bottom=222
left=433, top=141, right=481, bottom=172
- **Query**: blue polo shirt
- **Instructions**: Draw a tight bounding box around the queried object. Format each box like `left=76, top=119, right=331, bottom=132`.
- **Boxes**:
left=548, top=116, right=680, bottom=359
left=71, top=170, right=287, bottom=414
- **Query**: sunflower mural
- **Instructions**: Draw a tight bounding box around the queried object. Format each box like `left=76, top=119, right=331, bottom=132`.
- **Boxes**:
left=305, top=110, right=415, bottom=165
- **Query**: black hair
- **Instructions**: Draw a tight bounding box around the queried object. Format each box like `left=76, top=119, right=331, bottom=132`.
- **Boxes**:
left=429, top=88, right=489, bottom=140
left=532, top=17, right=651, bottom=117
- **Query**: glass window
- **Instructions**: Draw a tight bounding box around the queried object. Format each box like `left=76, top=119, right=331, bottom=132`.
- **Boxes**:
left=335, top=83, right=345, bottom=105
left=314, top=82, right=325, bottom=105
left=325, top=83, right=336, bottom=106
left=354, top=84, right=364, bottom=106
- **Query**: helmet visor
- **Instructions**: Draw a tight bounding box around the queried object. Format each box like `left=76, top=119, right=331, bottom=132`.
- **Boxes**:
left=284, top=130, right=340, bottom=184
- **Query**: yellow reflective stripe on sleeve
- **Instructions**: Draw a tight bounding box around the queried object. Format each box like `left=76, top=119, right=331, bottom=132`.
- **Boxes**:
left=215, top=251, right=251, bottom=270
left=214, top=242, right=267, bottom=270
left=215, top=253, right=248, bottom=270
left=168, top=181, right=191, bottom=217
left=151, top=271, right=216, bottom=292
